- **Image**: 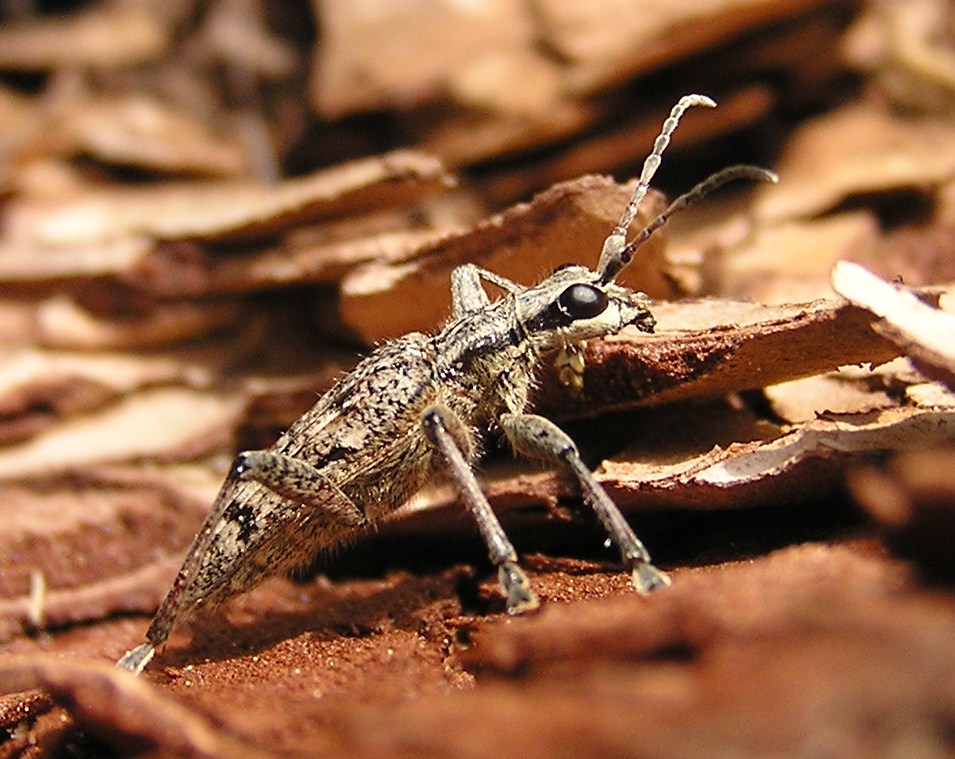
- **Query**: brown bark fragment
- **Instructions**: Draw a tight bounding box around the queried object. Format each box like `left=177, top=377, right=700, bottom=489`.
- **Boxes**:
left=0, top=237, right=152, bottom=283
left=52, top=95, right=249, bottom=177
left=0, top=388, right=243, bottom=481
left=311, top=0, right=534, bottom=118
left=539, top=0, right=833, bottom=92
left=718, top=210, right=880, bottom=303
left=122, top=215, right=467, bottom=298
left=0, top=465, right=221, bottom=639
left=843, top=0, right=955, bottom=115
left=475, top=86, right=775, bottom=205
left=5, top=150, right=452, bottom=246
left=0, top=6, right=169, bottom=69
left=0, top=657, right=264, bottom=758
left=535, top=297, right=901, bottom=417
left=850, top=448, right=955, bottom=584
left=35, top=296, right=244, bottom=350
left=0, top=348, right=219, bottom=444
left=754, top=101, right=955, bottom=223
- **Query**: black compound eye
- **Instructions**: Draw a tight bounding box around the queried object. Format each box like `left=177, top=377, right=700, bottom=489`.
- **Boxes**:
left=556, top=283, right=609, bottom=321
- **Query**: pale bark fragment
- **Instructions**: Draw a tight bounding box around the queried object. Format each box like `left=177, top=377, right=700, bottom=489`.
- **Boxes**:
left=311, top=0, right=534, bottom=117
left=754, top=102, right=955, bottom=223
left=686, top=406, right=955, bottom=488
left=764, top=371, right=895, bottom=424
left=0, top=347, right=221, bottom=443
left=831, top=261, right=955, bottom=390
left=5, top=150, right=452, bottom=246
left=0, top=388, right=244, bottom=481
left=55, top=95, right=249, bottom=177
left=0, top=236, right=152, bottom=282
left=448, top=50, right=566, bottom=117
left=36, top=296, right=243, bottom=350
left=0, top=5, right=169, bottom=69
left=419, top=101, right=598, bottom=171
left=719, top=211, right=880, bottom=304
left=537, top=0, right=832, bottom=93
left=843, top=0, right=955, bottom=116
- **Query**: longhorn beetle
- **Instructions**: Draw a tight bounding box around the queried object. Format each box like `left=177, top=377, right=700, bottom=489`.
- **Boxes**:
left=117, top=95, right=777, bottom=674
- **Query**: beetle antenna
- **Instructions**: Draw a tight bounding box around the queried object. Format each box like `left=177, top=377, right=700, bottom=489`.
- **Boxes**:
left=611, top=164, right=778, bottom=278
left=596, top=94, right=715, bottom=281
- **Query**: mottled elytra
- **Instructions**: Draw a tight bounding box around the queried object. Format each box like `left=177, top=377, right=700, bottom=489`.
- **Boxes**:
left=117, top=95, right=777, bottom=675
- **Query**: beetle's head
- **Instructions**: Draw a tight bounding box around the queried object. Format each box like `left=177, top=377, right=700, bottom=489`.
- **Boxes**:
left=516, top=265, right=655, bottom=350
left=513, top=94, right=777, bottom=360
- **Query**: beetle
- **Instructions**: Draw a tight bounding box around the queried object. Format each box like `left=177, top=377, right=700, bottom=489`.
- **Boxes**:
left=117, top=95, right=776, bottom=674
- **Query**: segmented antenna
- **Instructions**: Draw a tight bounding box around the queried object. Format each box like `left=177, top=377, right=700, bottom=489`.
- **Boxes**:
left=617, top=165, right=778, bottom=269
left=596, top=94, right=714, bottom=281
left=596, top=96, right=778, bottom=284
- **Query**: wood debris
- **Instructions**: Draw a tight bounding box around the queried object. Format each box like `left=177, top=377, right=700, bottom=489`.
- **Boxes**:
left=534, top=296, right=900, bottom=416
left=832, top=260, right=955, bottom=389
left=0, top=5, right=169, bottom=69
left=753, top=101, right=955, bottom=223
left=0, top=2, right=954, bottom=757
left=843, top=0, right=955, bottom=116
left=850, top=448, right=955, bottom=583
left=49, top=94, right=251, bottom=177
left=0, top=465, right=222, bottom=641
left=5, top=150, right=453, bottom=247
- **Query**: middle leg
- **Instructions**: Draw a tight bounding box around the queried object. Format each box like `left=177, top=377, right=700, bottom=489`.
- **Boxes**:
left=499, top=413, right=670, bottom=594
left=421, top=404, right=539, bottom=614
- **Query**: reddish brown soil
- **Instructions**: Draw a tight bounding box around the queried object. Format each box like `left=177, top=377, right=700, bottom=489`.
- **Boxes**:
left=3, top=519, right=955, bottom=758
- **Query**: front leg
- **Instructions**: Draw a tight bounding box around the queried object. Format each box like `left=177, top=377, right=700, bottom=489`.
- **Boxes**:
left=450, top=264, right=524, bottom=318
left=499, top=413, right=670, bottom=594
left=421, top=404, right=539, bottom=614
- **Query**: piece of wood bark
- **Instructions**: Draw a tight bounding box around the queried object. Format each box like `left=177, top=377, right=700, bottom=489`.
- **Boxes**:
left=5, top=150, right=452, bottom=246
left=534, top=296, right=902, bottom=417
left=754, top=101, right=955, bottom=223
left=0, top=465, right=221, bottom=641
left=0, top=5, right=169, bottom=69
left=831, top=261, right=955, bottom=390
left=0, top=387, right=244, bottom=481
left=310, top=0, right=535, bottom=118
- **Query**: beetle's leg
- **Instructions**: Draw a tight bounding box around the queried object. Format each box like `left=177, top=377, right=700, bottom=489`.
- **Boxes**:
left=450, top=264, right=523, bottom=318
left=230, top=450, right=366, bottom=523
left=117, top=451, right=366, bottom=675
left=499, top=413, right=670, bottom=594
left=421, top=405, right=539, bottom=614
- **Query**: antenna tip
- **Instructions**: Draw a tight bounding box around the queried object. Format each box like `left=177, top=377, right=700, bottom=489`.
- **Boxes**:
left=681, top=94, right=717, bottom=109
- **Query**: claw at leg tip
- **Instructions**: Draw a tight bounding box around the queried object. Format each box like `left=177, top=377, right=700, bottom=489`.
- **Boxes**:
left=499, top=562, right=540, bottom=614
left=632, top=564, right=671, bottom=595
left=116, top=643, right=155, bottom=675
left=506, top=587, right=541, bottom=615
